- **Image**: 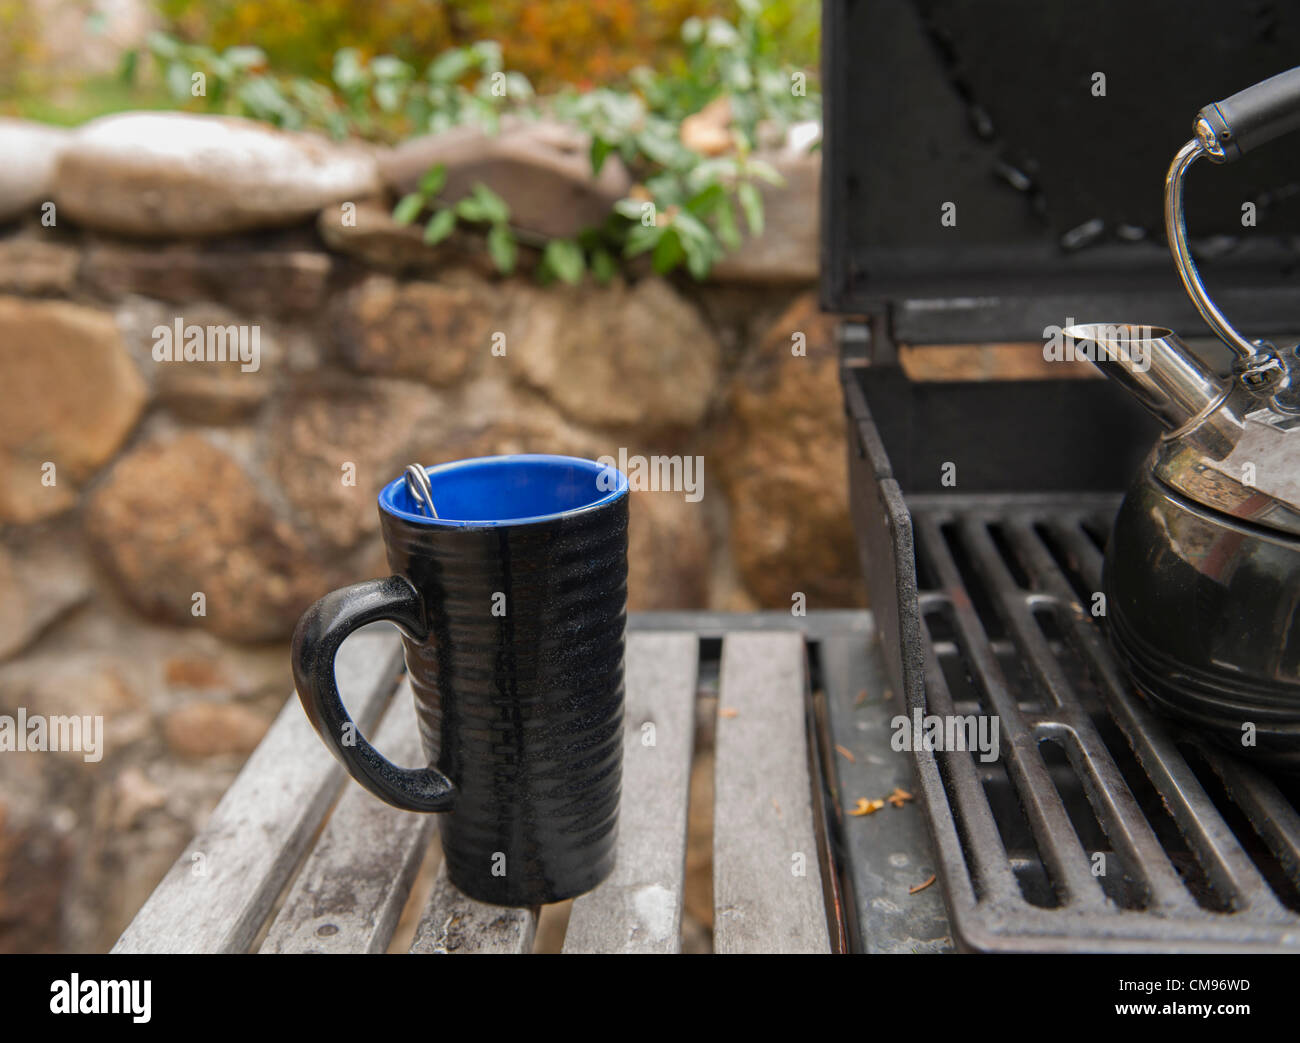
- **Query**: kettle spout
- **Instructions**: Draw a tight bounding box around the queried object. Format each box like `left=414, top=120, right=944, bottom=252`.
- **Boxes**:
left=1064, top=323, right=1227, bottom=431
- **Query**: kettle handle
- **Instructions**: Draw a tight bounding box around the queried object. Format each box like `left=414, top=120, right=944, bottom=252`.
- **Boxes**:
left=1197, top=66, right=1300, bottom=163
left=1164, top=67, right=1300, bottom=368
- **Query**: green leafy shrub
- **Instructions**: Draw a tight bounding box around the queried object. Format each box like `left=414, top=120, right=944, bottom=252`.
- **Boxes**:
left=388, top=1, right=820, bottom=282
left=133, top=1, right=820, bottom=283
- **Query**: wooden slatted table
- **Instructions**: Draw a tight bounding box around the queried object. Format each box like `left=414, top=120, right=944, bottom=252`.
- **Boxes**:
left=113, top=612, right=952, bottom=954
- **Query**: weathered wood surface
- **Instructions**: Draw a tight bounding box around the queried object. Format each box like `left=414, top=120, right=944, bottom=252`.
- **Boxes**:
left=117, top=617, right=868, bottom=955
left=260, top=682, right=436, bottom=953
left=712, top=632, right=831, bottom=954
left=112, top=630, right=404, bottom=954
left=409, top=864, right=538, bottom=954
left=562, top=633, right=699, bottom=954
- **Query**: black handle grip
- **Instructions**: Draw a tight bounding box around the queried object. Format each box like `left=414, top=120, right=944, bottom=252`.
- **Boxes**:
left=1198, top=65, right=1300, bottom=162
left=292, top=575, right=456, bottom=813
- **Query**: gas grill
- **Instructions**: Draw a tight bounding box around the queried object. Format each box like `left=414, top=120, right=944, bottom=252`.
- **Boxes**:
left=823, top=0, right=1300, bottom=951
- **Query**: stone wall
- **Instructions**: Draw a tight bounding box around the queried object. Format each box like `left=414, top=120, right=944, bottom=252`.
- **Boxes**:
left=0, top=111, right=859, bottom=951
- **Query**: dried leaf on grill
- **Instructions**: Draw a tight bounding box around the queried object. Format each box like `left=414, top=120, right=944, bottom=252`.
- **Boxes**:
left=909, top=874, right=936, bottom=895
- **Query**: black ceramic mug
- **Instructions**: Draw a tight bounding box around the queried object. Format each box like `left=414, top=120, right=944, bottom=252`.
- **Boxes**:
left=291, top=454, right=629, bottom=906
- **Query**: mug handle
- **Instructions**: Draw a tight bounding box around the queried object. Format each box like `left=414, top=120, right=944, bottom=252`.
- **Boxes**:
left=292, top=575, right=456, bottom=813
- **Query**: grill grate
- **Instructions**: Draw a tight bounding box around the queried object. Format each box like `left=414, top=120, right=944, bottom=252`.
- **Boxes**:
left=906, top=492, right=1300, bottom=951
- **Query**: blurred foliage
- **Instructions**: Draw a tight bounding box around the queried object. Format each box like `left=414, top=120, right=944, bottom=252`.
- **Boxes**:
left=138, top=33, right=530, bottom=140
left=392, top=0, right=821, bottom=283
left=150, top=0, right=820, bottom=93
left=0, top=76, right=175, bottom=125
left=0, top=0, right=45, bottom=94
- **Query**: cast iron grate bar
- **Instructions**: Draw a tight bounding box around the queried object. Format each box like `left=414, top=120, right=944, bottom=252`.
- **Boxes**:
left=1008, top=515, right=1287, bottom=916
left=907, top=493, right=1300, bottom=951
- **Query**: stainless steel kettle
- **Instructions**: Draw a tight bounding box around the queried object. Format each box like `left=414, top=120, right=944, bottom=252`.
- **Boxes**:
left=1066, top=66, right=1300, bottom=770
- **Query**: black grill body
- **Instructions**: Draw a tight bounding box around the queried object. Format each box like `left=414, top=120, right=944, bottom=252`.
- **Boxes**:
left=827, top=0, right=1300, bottom=950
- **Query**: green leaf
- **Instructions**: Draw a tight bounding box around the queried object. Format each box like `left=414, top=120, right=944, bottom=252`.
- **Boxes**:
left=237, top=77, right=297, bottom=124
left=470, top=183, right=510, bottom=225
left=224, top=46, right=265, bottom=70
left=332, top=48, right=368, bottom=92
left=715, top=197, right=741, bottom=250
left=487, top=223, right=517, bottom=274
left=370, top=55, right=411, bottom=81
left=423, top=209, right=456, bottom=245
left=147, top=31, right=180, bottom=60
left=471, top=40, right=504, bottom=73
left=117, top=48, right=139, bottom=86
left=393, top=193, right=425, bottom=225
left=686, top=182, right=726, bottom=214
left=504, top=72, right=534, bottom=100
left=671, top=208, right=713, bottom=245
left=428, top=48, right=474, bottom=84
left=613, top=197, right=651, bottom=222
left=373, top=80, right=403, bottom=113
left=590, top=247, right=617, bottom=284
left=418, top=163, right=448, bottom=198
left=737, top=182, right=764, bottom=236
left=652, top=228, right=685, bottom=274
left=590, top=137, right=614, bottom=176
left=624, top=222, right=663, bottom=257
left=165, top=61, right=192, bottom=100
left=455, top=196, right=489, bottom=222
left=543, top=239, right=585, bottom=284
left=680, top=232, right=715, bottom=279
left=745, top=158, right=785, bottom=186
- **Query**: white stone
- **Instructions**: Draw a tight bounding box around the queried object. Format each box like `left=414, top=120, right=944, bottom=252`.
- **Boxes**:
left=0, top=118, right=70, bottom=221
left=54, top=111, right=381, bottom=237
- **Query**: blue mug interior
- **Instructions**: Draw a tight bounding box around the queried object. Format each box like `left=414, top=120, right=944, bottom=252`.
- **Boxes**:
left=379, top=454, right=628, bottom=527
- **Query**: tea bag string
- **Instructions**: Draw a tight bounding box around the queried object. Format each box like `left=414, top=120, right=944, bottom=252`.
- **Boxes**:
left=403, top=463, right=439, bottom=519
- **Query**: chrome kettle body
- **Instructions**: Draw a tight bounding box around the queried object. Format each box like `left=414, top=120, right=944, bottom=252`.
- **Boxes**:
left=1067, top=67, right=1300, bottom=769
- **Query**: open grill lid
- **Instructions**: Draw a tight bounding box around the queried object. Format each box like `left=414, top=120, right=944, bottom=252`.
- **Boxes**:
left=821, top=0, right=1300, bottom=342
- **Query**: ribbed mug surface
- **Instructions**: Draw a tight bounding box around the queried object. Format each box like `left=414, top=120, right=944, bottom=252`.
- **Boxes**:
left=379, top=488, right=627, bottom=905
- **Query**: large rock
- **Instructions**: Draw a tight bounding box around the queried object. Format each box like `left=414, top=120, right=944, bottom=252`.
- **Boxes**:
left=264, top=378, right=444, bottom=552
left=381, top=118, right=631, bottom=241
left=82, top=242, right=332, bottom=318
left=0, top=120, right=69, bottom=223
left=710, top=149, right=819, bottom=284
left=115, top=299, right=279, bottom=423
left=0, top=296, right=147, bottom=523
left=626, top=489, right=711, bottom=610
left=333, top=274, right=492, bottom=387
left=55, top=112, right=381, bottom=238
left=715, top=292, right=862, bottom=607
left=0, top=802, right=71, bottom=953
left=508, top=278, right=721, bottom=433
left=163, top=701, right=272, bottom=758
left=0, top=527, right=93, bottom=661
left=0, top=650, right=151, bottom=757
left=0, top=235, right=80, bottom=296
left=85, top=433, right=324, bottom=641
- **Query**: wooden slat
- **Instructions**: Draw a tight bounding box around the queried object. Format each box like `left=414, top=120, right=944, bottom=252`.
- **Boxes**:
left=409, top=865, right=537, bottom=954
left=562, top=632, right=699, bottom=954
left=112, top=630, right=404, bottom=953
left=259, top=681, right=435, bottom=953
left=713, top=631, right=831, bottom=953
